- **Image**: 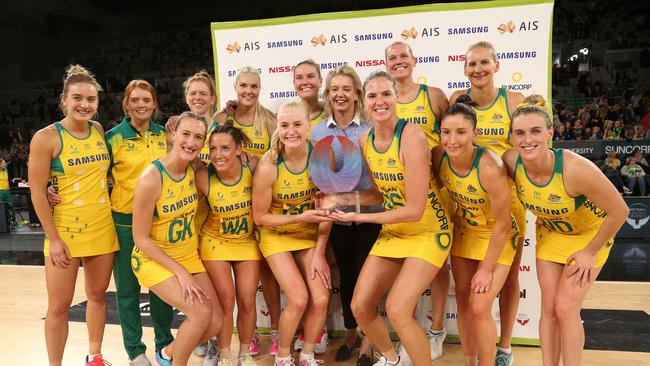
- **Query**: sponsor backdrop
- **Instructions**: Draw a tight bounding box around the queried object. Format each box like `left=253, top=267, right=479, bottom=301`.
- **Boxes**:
left=554, top=139, right=650, bottom=159
left=211, top=0, right=553, bottom=345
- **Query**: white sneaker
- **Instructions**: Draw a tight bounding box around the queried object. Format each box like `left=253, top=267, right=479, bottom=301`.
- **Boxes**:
left=194, top=341, right=209, bottom=357
left=428, top=328, right=446, bottom=360
left=299, top=352, right=324, bottom=366
left=130, top=354, right=152, bottom=366
left=294, top=333, right=304, bottom=352
left=274, top=356, right=295, bottom=366
left=203, top=339, right=219, bottom=366
left=372, top=353, right=402, bottom=366
left=238, top=353, right=257, bottom=366
left=397, top=343, right=412, bottom=366
left=218, top=358, right=233, bottom=366
left=314, top=328, right=328, bottom=355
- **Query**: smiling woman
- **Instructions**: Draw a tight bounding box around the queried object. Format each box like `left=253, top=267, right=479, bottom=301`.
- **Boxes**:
left=28, top=64, right=118, bottom=366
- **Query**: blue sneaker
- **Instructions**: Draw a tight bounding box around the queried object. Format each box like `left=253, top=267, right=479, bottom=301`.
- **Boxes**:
left=155, top=349, right=172, bottom=366
left=494, top=349, right=513, bottom=366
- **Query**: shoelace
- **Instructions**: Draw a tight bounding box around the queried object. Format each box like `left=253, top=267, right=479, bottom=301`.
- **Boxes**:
left=300, top=355, right=324, bottom=366
left=275, top=357, right=295, bottom=366
left=494, top=353, right=510, bottom=366
left=271, top=332, right=280, bottom=344
left=373, top=352, right=389, bottom=366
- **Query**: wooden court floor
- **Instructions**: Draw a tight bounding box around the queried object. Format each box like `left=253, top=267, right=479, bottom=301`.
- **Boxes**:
left=1, top=265, right=648, bottom=366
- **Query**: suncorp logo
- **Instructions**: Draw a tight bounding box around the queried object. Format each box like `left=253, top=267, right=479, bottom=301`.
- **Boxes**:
left=354, top=32, right=394, bottom=42
left=267, top=39, right=303, bottom=49
left=226, top=41, right=260, bottom=54
left=501, top=71, right=533, bottom=91
left=447, top=25, right=489, bottom=35
left=498, top=20, right=540, bottom=34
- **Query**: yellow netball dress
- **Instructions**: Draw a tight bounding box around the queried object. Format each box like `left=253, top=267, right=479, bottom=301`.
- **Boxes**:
left=468, top=88, right=512, bottom=157
left=44, top=122, right=118, bottom=257
left=364, top=119, right=452, bottom=267
left=258, top=144, right=319, bottom=257
left=439, top=147, right=519, bottom=265
left=226, top=116, right=270, bottom=159
left=514, top=149, right=613, bottom=267
left=195, top=120, right=219, bottom=235
left=200, top=161, right=261, bottom=261
left=132, top=160, right=205, bottom=288
left=397, top=84, right=440, bottom=149
left=310, top=110, right=325, bottom=128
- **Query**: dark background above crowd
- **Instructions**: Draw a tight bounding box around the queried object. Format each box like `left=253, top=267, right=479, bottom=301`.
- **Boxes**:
left=1, top=0, right=649, bottom=195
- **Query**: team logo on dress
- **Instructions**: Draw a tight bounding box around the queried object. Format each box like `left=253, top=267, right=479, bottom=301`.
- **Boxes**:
left=226, top=42, right=241, bottom=54
left=443, top=175, right=451, bottom=183
left=491, top=112, right=504, bottom=123
left=297, top=178, right=304, bottom=185
left=377, top=158, right=384, bottom=166
left=243, top=186, right=252, bottom=195
left=127, top=142, right=136, bottom=151
left=131, top=255, right=141, bottom=272
left=518, top=185, right=525, bottom=193
left=253, top=128, right=263, bottom=138
left=547, top=193, right=561, bottom=203
left=282, top=180, right=291, bottom=189
left=230, top=191, right=238, bottom=197
left=533, top=191, right=541, bottom=200
left=70, top=146, right=80, bottom=154
left=386, top=158, right=397, bottom=168
left=96, top=141, right=105, bottom=148
left=400, top=27, right=418, bottom=40
left=415, top=105, right=425, bottom=112
left=189, top=179, right=195, bottom=187
left=166, top=189, right=175, bottom=199
left=467, top=184, right=478, bottom=194
left=311, top=34, right=327, bottom=46
left=84, top=143, right=92, bottom=150
left=497, top=20, right=516, bottom=34
left=158, top=141, right=165, bottom=148
left=217, top=192, right=225, bottom=200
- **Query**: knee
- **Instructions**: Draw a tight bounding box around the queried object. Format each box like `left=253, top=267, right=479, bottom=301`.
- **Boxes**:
left=554, top=299, right=580, bottom=324
left=208, top=309, right=223, bottom=335
left=285, top=289, right=308, bottom=314
left=310, top=291, right=330, bottom=313
left=222, top=296, right=236, bottom=315
left=385, top=298, right=411, bottom=329
left=85, top=289, right=108, bottom=304
left=469, top=297, right=492, bottom=320
left=48, top=299, right=72, bottom=318
left=186, top=303, right=213, bottom=326
left=238, top=296, right=256, bottom=315
left=351, top=295, right=373, bottom=324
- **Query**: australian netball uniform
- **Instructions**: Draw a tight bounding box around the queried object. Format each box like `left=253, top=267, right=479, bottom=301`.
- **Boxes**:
left=195, top=120, right=219, bottom=235
left=258, top=144, right=318, bottom=257
left=310, top=110, right=325, bottom=128
left=397, top=84, right=440, bottom=149
left=200, top=162, right=261, bottom=261
left=44, top=122, right=118, bottom=257
left=364, top=119, right=452, bottom=267
left=132, top=160, right=205, bottom=288
left=468, top=87, right=527, bottom=240
left=225, top=116, right=270, bottom=159
left=198, top=120, right=219, bottom=163
left=439, top=147, right=519, bottom=265
left=514, top=149, right=613, bottom=267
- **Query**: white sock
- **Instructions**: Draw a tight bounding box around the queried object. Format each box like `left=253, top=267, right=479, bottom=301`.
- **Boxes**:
left=498, top=346, right=512, bottom=354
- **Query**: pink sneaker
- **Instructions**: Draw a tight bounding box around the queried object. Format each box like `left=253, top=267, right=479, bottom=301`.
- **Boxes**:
left=269, top=330, right=280, bottom=356
left=299, top=352, right=324, bottom=366
left=314, top=328, right=328, bottom=355
left=249, top=330, right=261, bottom=356
left=85, top=354, right=111, bottom=366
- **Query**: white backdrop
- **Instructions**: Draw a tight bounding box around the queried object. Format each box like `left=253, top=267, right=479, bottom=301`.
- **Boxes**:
left=211, top=0, right=553, bottom=345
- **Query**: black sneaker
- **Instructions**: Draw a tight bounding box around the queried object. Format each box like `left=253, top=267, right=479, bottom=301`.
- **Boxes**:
left=357, top=354, right=372, bottom=366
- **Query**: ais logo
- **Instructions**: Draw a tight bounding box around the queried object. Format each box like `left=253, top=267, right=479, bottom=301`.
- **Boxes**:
left=401, top=26, right=440, bottom=40
left=226, top=41, right=260, bottom=54
left=498, top=20, right=540, bottom=34
left=310, top=34, right=348, bottom=46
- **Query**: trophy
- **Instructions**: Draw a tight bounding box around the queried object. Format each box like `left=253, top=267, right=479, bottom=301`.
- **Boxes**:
left=309, top=135, right=362, bottom=213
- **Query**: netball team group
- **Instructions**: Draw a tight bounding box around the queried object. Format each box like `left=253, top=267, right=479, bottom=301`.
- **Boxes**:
left=30, top=40, right=629, bottom=366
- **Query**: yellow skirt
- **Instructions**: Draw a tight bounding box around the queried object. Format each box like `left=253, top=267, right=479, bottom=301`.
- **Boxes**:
left=200, top=235, right=262, bottom=261
left=131, top=246, right=206, bottom=288
left=535, top=225, right=613, bottom=268
left=44, top=211, right=118, bottom=258
left=258, top=227, right=317, bottom=258
left=369, top=229, right=452, bottom=268
left=451, top=228, right=517, bottom=265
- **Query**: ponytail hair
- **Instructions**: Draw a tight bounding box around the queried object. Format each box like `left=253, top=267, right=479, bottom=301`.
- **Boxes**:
left=440, top=94, right=478, bottom=128
left=511, top=94, right=552, bottom=129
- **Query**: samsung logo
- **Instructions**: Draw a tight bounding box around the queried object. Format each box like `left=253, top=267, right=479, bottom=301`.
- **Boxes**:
left=415, top=56, right=440, bottom=64
left=448, top=26, right=489, bottom=35
left=354, top=32, right=394, bottom=42
left=447, top=81, right=471, bottom=89
left=496, top=51, right=537, bottom=60
left=320, top=61, right=348, bottom=70
left=270, top=91, right=298, bottom=99
left=267, top=39, right=303, bottom=48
